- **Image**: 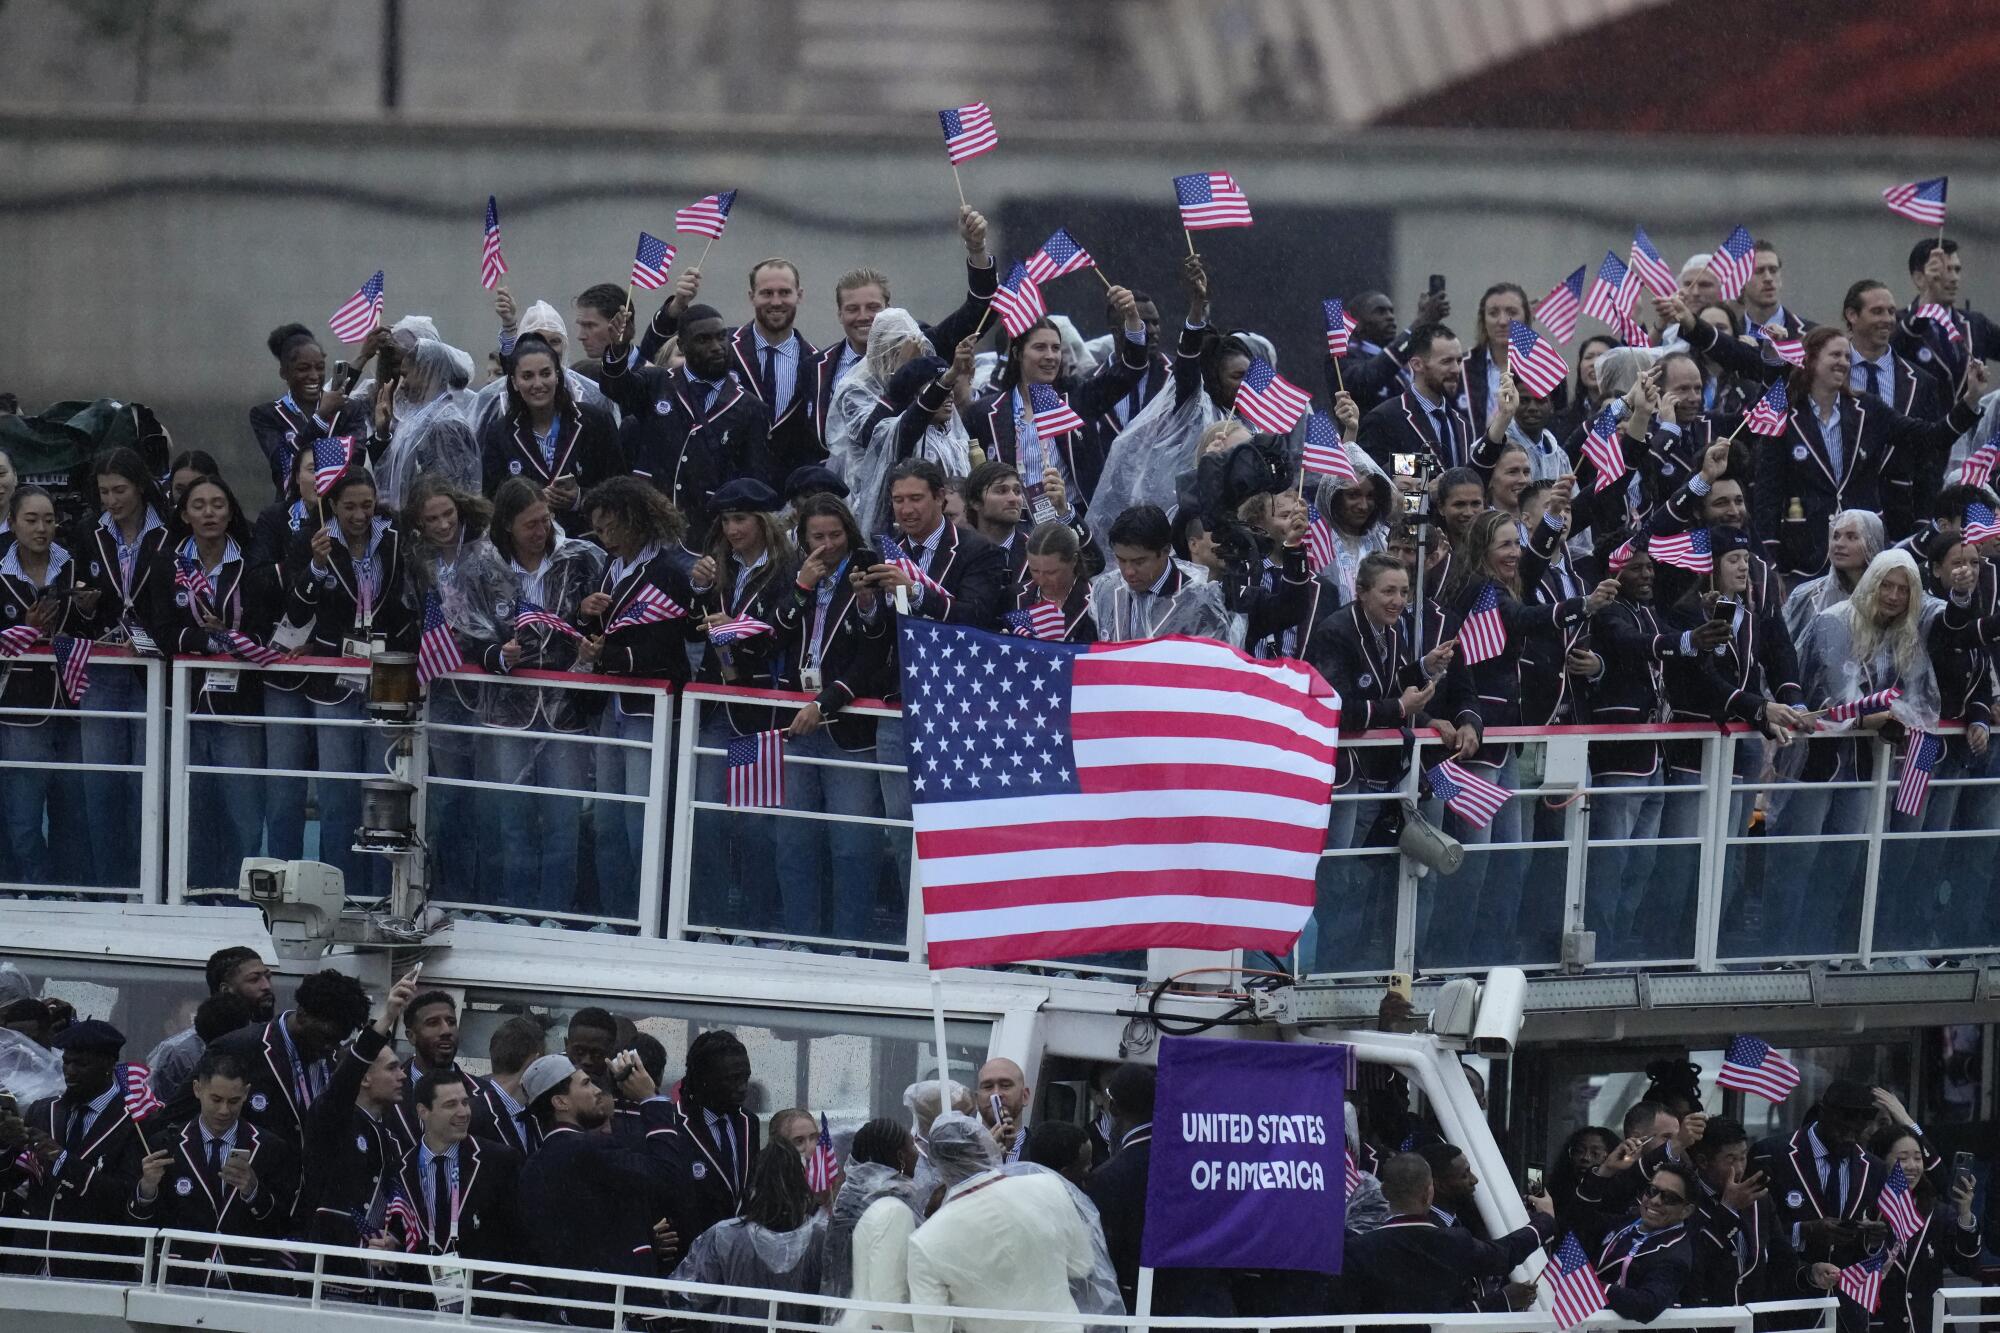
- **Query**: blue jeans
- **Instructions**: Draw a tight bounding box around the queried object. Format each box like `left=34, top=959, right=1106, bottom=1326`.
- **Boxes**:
left=593, top=703, right=665, bottom=921
left=1878, top=736, right=2000, bottom=952
left=425, top=691, right=487, bottom=902
left=77, top=663, right=145, bottom=887
left=1765, top=747, right=1868, bottom=957
left=1, top=720, right=81, bottom=886
left=772, top=726, right=887, bottom=943
left=316, top=691, right=391, bottom=900
left=691, top=712, right=780, bottom=930
left=486, top=724, right=591, bottom=916
left=187, top=719, right=264, bottom=891
left=1588, top=769, right=1664, bottom=957
left=260, top=684, right=314, bottom=864
left=1421, top=751, right=1522, bottom=969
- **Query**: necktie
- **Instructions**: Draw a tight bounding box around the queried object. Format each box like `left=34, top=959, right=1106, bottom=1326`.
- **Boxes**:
left=63, top=1104, right=87, bottom=1160
left=1433, top=410, right=1455, bottom=463
left=518, top=1111, right=540, bottom=1153
left=715, top=1116, right=737, bottom=1181
left=761, top=345, right=780, bottom=413
left=1863, top=362, right=1881, bottom=398
left=206, top=1135, right=223, bottom=1186
left=431, top=1154, right=452, bottom=1244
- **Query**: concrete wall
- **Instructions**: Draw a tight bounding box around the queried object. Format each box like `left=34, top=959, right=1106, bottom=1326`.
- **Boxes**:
left=3, top=109, right=1996, bottom=486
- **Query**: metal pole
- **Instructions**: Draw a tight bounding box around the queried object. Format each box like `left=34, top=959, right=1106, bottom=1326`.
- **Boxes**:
left=1855, top=734, right=1894, bottom=965
left=381, top=0, right=402, bottom=110
left=138, top=658, right=164, bottom=903
left=167, top=661, right=190, bottom=903
left=1134, top=1266, right=1156, bottom=1333
left=661, top=690, right=701, bottom=941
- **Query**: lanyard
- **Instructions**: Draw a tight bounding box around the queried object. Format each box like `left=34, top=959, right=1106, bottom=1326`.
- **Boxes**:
left=808, top=559, right=850, bottom=670
left=426, top=1150, right=463, bottom=1249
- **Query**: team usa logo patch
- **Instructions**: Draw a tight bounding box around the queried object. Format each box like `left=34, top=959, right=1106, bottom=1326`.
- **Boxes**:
left=355, top=1134, right=369, bottom=1152
left=690, top=1161, right=708, bottom=1180
left=250, top=1092, right=268, bottom=1112
left=1792, top=445, right=1810, bottom=462
left=175, top=1176, right=194, bottom=1196
left=508, top=460, right=523, bottom=475
left=655, top=400, right=673, bottom=416
left=1786, top=1189, right=1805, bottom=1209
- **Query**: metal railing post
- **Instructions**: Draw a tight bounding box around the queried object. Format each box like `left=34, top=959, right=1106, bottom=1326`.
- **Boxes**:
left=136, top=659, right=165, bottom=903
left=1562, top=770, right=1590, bottom=941
left=1855, top=735, right=1894, bottom=964
left=166, top=661, right=191, bottom=903
left=662, top=690, right=701, bottom=942
left=636, top=688, right=677, bottom=938
left=1692, top=731, right=1733, bottom=971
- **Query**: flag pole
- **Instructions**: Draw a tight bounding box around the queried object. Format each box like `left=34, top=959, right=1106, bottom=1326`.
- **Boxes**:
left=1094, top=269, right=1113, bottom=292
left=971, top=304, right=992, bottom=340
left=695, top=237, right=715, bottom=274
left=951, top=163, right=967, bottom=211
left=1184, top=229, right=1196, bottom=257
left=930, top=975, right=951, bottom=1125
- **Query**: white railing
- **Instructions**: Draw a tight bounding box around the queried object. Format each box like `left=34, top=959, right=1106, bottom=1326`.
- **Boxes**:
left=0, top=1216, right=1840, bottom=1333
left=40, top=657, right=1991, bottom=977
left=0, top=649, right=164, bottom=901
left=1934, top=1286, right=2000, bottom=1333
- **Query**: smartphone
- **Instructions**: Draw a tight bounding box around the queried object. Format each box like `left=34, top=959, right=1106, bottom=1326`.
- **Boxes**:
left=331, top=360, right=360, bottom=394
left=989, top=1093, right=1007, bottom=1126
left=1525, top=1166, right=1545, bottom=1191
left=1954, top=1151, right=1976, bottom=1187
left=1392, top=453, right=1419, bottom=478
left=1713, top=598, right=1741, bottom=622
left=1388, top=972, right=1413, bottom=1001
left=1428, top=274, right=1446, bottom=295
left=226, top=1148, right=251, bottom=1170
left=1401, top=492, right=1424, bottom=517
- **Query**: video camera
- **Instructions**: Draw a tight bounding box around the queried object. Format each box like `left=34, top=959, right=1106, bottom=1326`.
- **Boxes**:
left=1192, top=434, right=1290, bottom=590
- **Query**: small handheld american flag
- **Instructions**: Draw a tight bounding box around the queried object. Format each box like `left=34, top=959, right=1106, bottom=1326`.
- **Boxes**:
left=1614, top=310, right=1653, bottom=349
left=1343, top=1147, right=1363, bottom=1198
left=1582, top=251, right=1635, bottom=326
left=1028, top=383, right=1085, bottom=438
left=53, top=634, right=91, bottom=705
left=1883, top=176, right=1948, bottom=227
left=1628, top=226, right=1675, bottom=298
left=1233, top=358, right=1312, bottom=435
left=1457, top=582, right=1506, bottom=665
left=1583, top=408, right=1628, bottom=491
left=1024, top=228, right=1094, bottom=284
left=1757, top=326, right=1804, bottom=367
left=1878, top=1163, right=1924, bottom=1245
left=1505, top=321, right=1569, bottom=399
left=806, top=1112, right=840, bottom=1193
left=675, top=190, right=737, bottom=241
left=1003, top=601, right=1067, bottom=642
left=1715, top=1035, right=1801, bottom=1102
left=1649, top=528, right=1713, bottom=574
left=221, top=631, right=283, bottom=667
left=328, top=271, right=386, bottom=345
left=1837, top=1250, right=1888, bottom=1314
left=1304, top=503, right=1335, bottom=576
left=1426, top=759, right=1510, bottom=830
left=939, top=103, right=998, bottom=164
left=1534, top=266, right=1586, bottom=344
left=514, top=597, right=584, bottom=641
left=631, top=232, right=676, bottom=291
left=312, top=434, right=355, bottom=497
left=1711, top=226, right=1755, bottom=301
left=1174, top=172, right=1253, bottom=230
left=708, top=614, right=773, bottom=645
left=1548, top=1231, right=1608, bottom=1331
left=0, top=624, right=42, bottom=657
left=480, top=196, right=509, bottom=290
left=1964, top=501, right=2000, bottom=545
left=1915, top=303, right=1964, bottom=345
left=417, top=588, right=464, bottom=686
left=1744, top=380, right=1790, bottom=437
left=1301, top=412, right=1356, bottom=482
left=384, top=1191, right=423, bottom=1252
left=118, top=1062, right=164, bottom=1121
left=608, top=584, right=687, bottom=630
left=1822, top=687, right=1901, bottom=723
left=991, top=263, right=1047, bottom=339
left=1897, top=729, right=1943, bottom=818
left=1322, top=298, right=1354, bottom=358
left=726, top=729, right=785, bottom=808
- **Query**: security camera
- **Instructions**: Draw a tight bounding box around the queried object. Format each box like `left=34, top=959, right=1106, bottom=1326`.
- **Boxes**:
left=237, top=859, right=345, bottom=960
left=1471, top=966, right=1528, bottom=1057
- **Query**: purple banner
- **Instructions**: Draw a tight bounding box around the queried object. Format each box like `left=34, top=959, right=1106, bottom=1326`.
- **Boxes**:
left=1140, top=1036, right=1346, bottom=1273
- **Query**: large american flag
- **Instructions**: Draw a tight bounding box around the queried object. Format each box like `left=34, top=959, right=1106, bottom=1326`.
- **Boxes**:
left=1174, top=172, right=1253, bottom=230
left=1715, top=1035, right=1800, bottom=1102
left=805, top=1112, right=840, bottom=1192
left=1028, top=383, right=1085, bottom=438
left=1838, top=1251, right=1888, bottom=1314
left=631, top=232, right=676, bottom=291
left=1650, top=527, right=1713, bottom=574
left=1233, top=358, right=1312, bottom=435
left=417, top=588, right=464, bottom=686
left=1534, top=265, right=1585, bottom=344
left=1628, top=226, right=1675, bottom=298
left=1457, top=582, right=1506, bottom=665
left=1301, top=411, right=1356, bottom=481
left=312, top=434, right=355, bottom=497
left=991, top=263, right=1047, bottom=338
left=1426, top=759, right=1509, bottom=829
left=1304, top=503, right=1335, bottom=576
left=726, top=729, right=785, bottom=808
left=1322, top=298, right=1355, bottom=358
left=1883, top=175, right=1948, bottom=227
left=1878, top=1163, right=1924, bottom=1244
left=1582, top=407, right=1627, bottom=491
left=675, top=190, right=737, bottom=240
left=53, top=634, right=90, bottom=705
left=1711, top=226, right=1755, bottom=301
left=939, top=103, right=998, bottom=164
left=1582, top=251, right=1635, bottom=326
left=480, top=195, right=509, bottom=290
left=1505, top=320, right=1569, bottom=398
left=1744, top=380, right=1790, bottom=437
left=1548, top=1232, right=1608, bottom=1331
left=328, top=270, right=385, bottom=345
left=1897, top=729, right=1943, bottom=818
left=1003, top=601, right=1068, bottom=642
left=897, top=622, right=1338, bottom=968
left=1024, top=228, right=1094, bottom=284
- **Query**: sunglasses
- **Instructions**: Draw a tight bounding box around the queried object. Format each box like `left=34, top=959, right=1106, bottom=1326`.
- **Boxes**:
left=1642, top=1185, right=1688, bottom=1207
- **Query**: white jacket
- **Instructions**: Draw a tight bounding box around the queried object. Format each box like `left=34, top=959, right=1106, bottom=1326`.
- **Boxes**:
left=839, top=1195, right=917, bottom=1329
left=905, top=1171, right=1095, bottom=1333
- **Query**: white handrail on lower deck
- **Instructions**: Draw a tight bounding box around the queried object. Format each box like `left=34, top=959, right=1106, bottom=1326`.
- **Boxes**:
left=1932, top=1286, right=2000, bottom=1333
left=0, top=1216, right=1839, bottom=1333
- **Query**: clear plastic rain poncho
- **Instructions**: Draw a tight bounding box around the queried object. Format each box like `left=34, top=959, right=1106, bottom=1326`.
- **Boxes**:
left=1087, top=560, right=1234, bottom=644
left=407, top=530, right=513, bottom=719
left=670, top=1211, right=828, bottom=1328
left=470, top=299, right=616, bottom=433
left=827, top=310, right=973, bottom=533
left=912, top=1114, right=1123, bottom=1333
left=1796, top=563, right=1943, bottom=732
left=903, top=1077, right=973, bottom=1205
left=376, top=337, right=481, bottom=512
left=1314, top=448, right=1394, bottom=603
left=0, top=1026, right=63, bottom=1105
left=482, top=536, right=607, bottom=738
left=822, top=1159, right=926, bottom=1317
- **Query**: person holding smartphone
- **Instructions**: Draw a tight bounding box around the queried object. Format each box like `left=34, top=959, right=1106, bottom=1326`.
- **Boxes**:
left=1864, top=1094, right=1982, bottom=1333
